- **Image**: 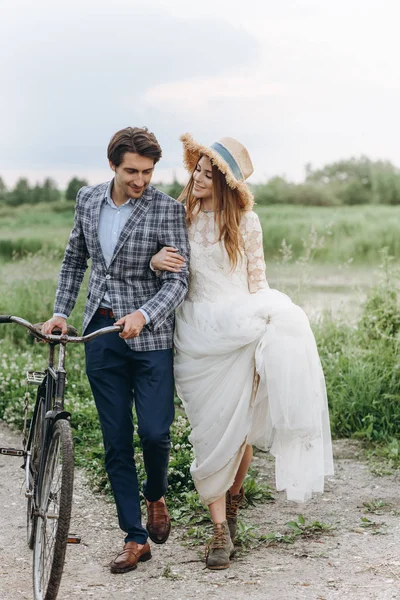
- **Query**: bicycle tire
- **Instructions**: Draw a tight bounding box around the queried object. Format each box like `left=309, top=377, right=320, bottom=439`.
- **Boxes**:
left=27, top=395, right=44, bottom=549
left=33, top=419, right=74, bottom=600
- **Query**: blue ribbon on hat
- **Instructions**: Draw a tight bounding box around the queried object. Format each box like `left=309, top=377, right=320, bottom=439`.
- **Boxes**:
left=210, top=142, right=244, bottom=181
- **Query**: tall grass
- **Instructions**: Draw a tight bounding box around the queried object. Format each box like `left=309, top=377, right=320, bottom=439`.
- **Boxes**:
left=315, top=253, right=400, bottom=441
left=2, top=202, right=400, bottom=264
left=1, top=205, right=400, bottom=447
left=0, top=202, right=73, bottom=260
left=0, top=250, right=87, bottom=348
left=257, top=204, right=400, bottom=263
left=1, top=250, right=400, bottom=444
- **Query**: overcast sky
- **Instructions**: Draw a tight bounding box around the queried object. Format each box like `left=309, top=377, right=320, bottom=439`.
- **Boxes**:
left=2, top=0, right=400, bottom=187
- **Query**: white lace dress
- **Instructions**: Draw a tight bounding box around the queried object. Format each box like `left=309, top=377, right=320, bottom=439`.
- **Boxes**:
left=174, top=209, right=334, bottom=505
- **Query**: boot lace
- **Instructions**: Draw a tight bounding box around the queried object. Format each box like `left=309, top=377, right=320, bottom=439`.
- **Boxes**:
left=205, top=525, right=227, bottom=559
left=226, top=490, right=244, bottom=520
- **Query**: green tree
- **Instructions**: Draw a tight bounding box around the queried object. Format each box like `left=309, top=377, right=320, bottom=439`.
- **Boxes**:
left=41, top=178, right=61, bottom=203
left=370, top=162, right=400, bottom=205
left=0, top=177, right=7, bottom=204
left=306, top=156, right=400, bottom=205
left=253, top=177, right=338, bottom=206
left=65, top=177, right=89, bottom=201
left=166, top=178, right=184, bottom=200
left=30, top=183, right=43, bottom=204
left=8, top=178, right=32, bottom=206
left=253, top=176, right=292, bottom=205
left=306, top=156, right=373, bottom=185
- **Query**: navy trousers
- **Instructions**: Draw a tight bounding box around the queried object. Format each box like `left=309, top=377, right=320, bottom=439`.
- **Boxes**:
left=85, top=313, right=175, bottom=544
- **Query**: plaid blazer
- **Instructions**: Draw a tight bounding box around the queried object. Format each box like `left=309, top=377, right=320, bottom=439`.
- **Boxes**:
left=54, top=182, right=190, bottom=351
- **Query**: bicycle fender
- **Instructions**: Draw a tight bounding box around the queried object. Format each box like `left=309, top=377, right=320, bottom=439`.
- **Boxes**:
left=45, top=410, right=71, bottom=423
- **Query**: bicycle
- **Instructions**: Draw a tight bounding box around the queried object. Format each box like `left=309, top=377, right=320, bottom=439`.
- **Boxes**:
left=0, top=315, right=122, bottom=600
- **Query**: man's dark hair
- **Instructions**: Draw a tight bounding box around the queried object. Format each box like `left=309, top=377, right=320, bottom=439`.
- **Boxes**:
left=107, top=127, right=162, bottom=167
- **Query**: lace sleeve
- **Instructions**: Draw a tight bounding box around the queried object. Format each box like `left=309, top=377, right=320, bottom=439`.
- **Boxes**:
left=241, top=211, right=269, bottom=293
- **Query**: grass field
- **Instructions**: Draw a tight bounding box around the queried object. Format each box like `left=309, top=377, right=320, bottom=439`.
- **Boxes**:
left=0, top=201, right=397, bottom=326
left=1, top=200, right=400, bottom=506
left=0, top=203, right=72, bottom=260
left=256, top=204, right=400, bottom=264
left=1, top=202, right=400, bottom=265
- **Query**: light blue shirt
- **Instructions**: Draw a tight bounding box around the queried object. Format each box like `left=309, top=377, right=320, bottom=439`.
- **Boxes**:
left=55, top=180, right=150, bottom=324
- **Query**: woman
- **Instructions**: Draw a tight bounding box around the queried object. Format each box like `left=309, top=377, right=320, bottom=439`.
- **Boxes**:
left=151, top=134, right=334, bottom=570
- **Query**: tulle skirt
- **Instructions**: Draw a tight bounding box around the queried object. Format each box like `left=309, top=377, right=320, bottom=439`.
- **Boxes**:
left=174, top=288, right=334, bottom=505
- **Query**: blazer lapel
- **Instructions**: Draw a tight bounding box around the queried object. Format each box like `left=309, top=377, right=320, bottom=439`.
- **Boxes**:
left=89, top=184, right=108, bottom=270
left=109, top=187, right=153, bottom=265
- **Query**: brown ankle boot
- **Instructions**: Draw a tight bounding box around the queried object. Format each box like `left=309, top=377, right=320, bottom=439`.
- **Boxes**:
left=205, top=521, right=234, bottom=570
left=226, top=487, right=244, bottom=541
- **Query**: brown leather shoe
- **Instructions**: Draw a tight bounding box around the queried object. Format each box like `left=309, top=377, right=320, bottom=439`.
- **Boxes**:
left=109, top=541, right=152, bottom=574
left=146, top=498, right=171, bottom=544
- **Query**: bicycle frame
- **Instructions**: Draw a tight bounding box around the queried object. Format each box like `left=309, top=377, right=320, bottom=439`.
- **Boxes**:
left=0, top=314, right=123, bottom=599
left=0, top=314, right=122, bottom=492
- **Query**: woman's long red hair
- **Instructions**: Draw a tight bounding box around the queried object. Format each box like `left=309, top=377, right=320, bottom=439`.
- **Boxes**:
left=179, top=163, right=250, bottom=268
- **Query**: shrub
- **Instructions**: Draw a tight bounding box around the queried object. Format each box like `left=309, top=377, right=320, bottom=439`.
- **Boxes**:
left=65, top=177, right=89, bottom=202
left=253, top=180, right=339, bottom=206
left=316, top=254, right=400, bottom=441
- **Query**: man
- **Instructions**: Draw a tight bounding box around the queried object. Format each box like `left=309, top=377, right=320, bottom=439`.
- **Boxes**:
left=43, top=127, right=189, bottom=574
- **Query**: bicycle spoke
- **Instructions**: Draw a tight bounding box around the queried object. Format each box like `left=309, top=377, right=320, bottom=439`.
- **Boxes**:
left=41, top=441, right=61, bottom=593
left=33, top=420, right=74, bottom=600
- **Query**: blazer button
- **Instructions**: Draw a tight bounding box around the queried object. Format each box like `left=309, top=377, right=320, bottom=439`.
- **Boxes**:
left=105, top=274, right=111, bottom=280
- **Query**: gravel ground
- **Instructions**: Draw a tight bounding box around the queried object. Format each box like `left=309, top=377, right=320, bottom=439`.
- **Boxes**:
left=0, top=421, right=399, bottom=600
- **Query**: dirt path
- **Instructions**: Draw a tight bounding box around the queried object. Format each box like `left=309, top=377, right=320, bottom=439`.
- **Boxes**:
left=0, top=421, right=399, bottom=600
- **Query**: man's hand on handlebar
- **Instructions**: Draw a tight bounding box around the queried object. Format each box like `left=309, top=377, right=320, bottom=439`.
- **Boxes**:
left=115, top=311, right=146, bottom=340
left=42, top=316, right=68, bottom=336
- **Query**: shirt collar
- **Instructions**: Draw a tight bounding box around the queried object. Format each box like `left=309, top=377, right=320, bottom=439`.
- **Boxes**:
left=105, top=179, right=153, bottom=207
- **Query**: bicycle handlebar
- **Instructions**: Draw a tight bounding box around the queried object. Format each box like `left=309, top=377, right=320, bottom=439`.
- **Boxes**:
left=0, top=315, right=123, bottom=343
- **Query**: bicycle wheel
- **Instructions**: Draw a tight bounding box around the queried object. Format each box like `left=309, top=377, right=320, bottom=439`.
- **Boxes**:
left=27, top=397, right=44, bottom=549
left=33, top=419, right=74, bottom=600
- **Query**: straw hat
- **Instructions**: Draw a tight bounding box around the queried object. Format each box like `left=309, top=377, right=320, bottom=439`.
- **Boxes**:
left=180, top=133, right=254, bottom=208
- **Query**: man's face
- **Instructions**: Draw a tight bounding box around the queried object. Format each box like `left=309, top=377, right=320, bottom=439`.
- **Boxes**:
left=110, top=152, right=155, bottom=199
